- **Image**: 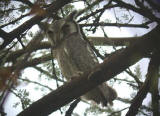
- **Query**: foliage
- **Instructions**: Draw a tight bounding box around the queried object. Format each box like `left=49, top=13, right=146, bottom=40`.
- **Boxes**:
left=84, top=105, right=121, bottom=116
left=12, top=89, right=32, bottom=110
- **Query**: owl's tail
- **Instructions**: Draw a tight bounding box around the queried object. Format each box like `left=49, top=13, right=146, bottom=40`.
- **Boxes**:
left=80, top=82, right=117, bottom=106
left=98, top=83, right=117, bottom=106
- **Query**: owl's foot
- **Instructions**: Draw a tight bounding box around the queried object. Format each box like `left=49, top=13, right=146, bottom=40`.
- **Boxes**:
left=70, top=71, right=83, bottom=81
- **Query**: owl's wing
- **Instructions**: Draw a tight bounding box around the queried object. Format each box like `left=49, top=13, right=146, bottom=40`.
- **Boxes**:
left=98, top=83, right=117, bottom=106
left=64, top=33, right=99, bottom=72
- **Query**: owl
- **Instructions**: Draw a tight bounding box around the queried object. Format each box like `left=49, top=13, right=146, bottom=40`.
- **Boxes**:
left=42, top=11, right=117, bottom=106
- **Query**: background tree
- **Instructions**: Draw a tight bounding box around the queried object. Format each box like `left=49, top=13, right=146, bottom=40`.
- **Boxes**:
left=0, top=0, right=160, bottom=116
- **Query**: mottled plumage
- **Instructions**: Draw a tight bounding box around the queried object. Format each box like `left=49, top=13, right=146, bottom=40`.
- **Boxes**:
left=43, top=11, right=117, bottom=106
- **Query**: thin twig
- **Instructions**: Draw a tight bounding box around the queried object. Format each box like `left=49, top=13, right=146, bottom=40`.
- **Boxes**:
left=65, top=98, right=80, bottom=116
left=19, top=78, right=53, bottom=91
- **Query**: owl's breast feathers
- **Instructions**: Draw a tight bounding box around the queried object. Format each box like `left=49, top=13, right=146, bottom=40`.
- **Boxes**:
left=55, top=33, right=98, bottom=78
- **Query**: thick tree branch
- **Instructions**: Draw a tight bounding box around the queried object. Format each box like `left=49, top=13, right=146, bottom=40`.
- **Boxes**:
left=117, top=97, right=152, bottom=112
left=150, top=52, right=160, bottom=116
left=80, top=22, right=149, bottom=28
left=0, top=29, right=9, bottom=40
left=87, top=36, right=142, bottom=46
left=17, top=26, right=160, bottom=116
left=145, top=0, right=160, bottom=12
left=125, top=51, right=160, bottom=116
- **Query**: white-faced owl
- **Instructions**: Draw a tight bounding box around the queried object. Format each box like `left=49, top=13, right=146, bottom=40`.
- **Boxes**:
left=42, top=11, right=117, bottom=106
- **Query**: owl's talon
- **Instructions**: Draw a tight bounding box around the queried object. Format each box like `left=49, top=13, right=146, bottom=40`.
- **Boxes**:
left=69, top=71, right=83, bottom=81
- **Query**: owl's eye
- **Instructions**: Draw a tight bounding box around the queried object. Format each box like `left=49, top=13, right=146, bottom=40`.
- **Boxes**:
left=47, top=30, right=53, bottom=34
left=63, top=24, right=70, bottom=29
left=64, top=24, right=70, bottom=27
left=62, top=24, right=70, bottom=33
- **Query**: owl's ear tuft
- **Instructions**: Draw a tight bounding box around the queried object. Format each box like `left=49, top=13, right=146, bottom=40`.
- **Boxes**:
left=66, top=10, right=77, bottom=21
left=39, top=22, right=49, bottom=33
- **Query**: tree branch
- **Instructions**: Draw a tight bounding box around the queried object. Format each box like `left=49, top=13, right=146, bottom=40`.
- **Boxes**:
left=17, top=54, right=53, bottom=69
left=5, top=42, right=50, bottom=62
left=80, top=22, right=149, bottom=28
left=33, top=66, right=64, bottom=83
left=150, top=52, right=160, bottom=116
left=77, top=4, right=119, bottom=22
left=77, top=0, right=103, bottom=17
left=0, top=29, right=9, bottom=40
left=0, top=13, right=29, bottom=28
left=19, top=78, right=53, bottom=91
left=112, top=0, right=160, bottom=24
left=125, top=51, right=160, bottom=116
left=13, top=0, right=34, bottom=7
left=65, top=98, right=80, bottom=116
left=125, top=69, right=143, bottom=88
left=87, top=36, right=142, bottom=46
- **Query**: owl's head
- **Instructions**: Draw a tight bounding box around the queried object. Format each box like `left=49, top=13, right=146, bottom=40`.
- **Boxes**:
left=41, top=11, right=80, bottom=47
